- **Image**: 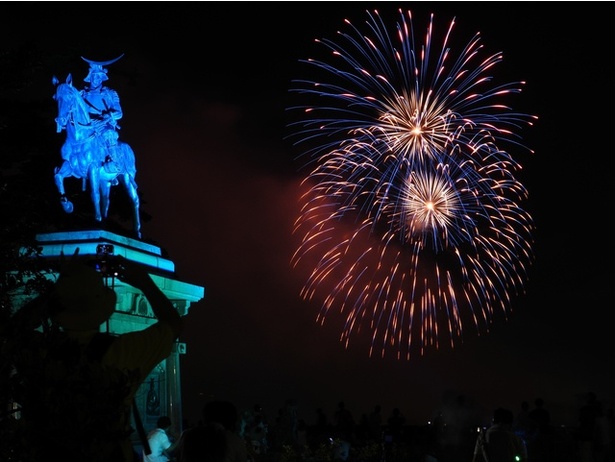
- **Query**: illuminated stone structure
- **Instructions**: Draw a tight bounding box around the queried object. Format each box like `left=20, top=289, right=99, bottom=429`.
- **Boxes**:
left=34, top=229, right=204, bottom=440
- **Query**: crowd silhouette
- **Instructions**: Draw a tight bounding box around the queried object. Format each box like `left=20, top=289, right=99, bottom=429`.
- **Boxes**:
left=170, top=391, right=615, bottom=462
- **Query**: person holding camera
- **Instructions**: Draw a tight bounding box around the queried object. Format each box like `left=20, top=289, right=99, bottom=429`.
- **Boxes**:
left=12, top=248, right=183, bottom=462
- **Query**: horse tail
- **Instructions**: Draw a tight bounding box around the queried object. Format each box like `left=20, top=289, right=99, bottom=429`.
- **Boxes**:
left=119, top=143, right=137, bottom=176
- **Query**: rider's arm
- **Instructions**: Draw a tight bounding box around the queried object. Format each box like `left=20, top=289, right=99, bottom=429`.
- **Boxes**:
left=103, top=88, right=123, bottom=126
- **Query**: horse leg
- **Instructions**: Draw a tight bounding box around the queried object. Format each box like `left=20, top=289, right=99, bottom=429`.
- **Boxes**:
left=88, top=166, right=103, bottom=222
left=119, top=173, right=141, bottom=239
left=99, top=173, right=112, bottom=220
left=54, top=160, right=74, bottom=213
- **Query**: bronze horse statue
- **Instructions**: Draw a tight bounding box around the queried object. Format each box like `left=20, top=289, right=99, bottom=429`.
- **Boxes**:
left=52, top=74, right=141, bottom=238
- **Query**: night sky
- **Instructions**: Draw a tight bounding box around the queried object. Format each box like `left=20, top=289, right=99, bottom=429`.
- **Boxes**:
left=3, top=2, right=613, bottom=429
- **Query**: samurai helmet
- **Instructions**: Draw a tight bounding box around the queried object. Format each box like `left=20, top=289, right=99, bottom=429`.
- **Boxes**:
left=82, top=54, right=124, bottom=82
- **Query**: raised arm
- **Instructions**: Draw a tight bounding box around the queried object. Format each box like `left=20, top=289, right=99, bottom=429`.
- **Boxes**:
left=114, top=255, right=183, bottom=338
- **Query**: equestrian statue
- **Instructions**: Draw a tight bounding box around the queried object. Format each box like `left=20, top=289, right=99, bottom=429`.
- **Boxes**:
left=52, top=54, right=142, bottom=239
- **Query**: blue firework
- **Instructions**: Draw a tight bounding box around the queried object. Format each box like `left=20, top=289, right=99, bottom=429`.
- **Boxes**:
left=288, top=9, right=537, bottom=359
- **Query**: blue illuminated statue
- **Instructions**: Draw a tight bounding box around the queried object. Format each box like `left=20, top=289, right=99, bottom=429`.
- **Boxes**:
left=53, top=55, right=141, bottom=239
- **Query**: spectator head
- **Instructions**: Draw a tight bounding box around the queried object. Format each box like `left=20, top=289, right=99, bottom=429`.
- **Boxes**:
left=49, top=262, right=116, bottom=331
left=493, top=408, right=514, bottom=425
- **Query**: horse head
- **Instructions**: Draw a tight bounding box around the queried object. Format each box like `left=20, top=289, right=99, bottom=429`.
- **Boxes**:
left=53, top=74, right=71, bottom=133
left=53, top=74, right=90, bottom=137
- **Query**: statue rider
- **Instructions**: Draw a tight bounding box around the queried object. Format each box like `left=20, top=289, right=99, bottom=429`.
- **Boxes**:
left=80, top=55, right=124, bottom=168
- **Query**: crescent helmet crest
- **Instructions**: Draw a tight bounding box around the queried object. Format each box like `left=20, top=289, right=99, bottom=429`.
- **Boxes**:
left=81, top=54, right=124, bottom=82
left=81, top=54, right=125, bottom=67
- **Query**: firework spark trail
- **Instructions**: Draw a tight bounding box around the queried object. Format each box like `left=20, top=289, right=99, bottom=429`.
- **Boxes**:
left=288, top=8, right=537, bottom=359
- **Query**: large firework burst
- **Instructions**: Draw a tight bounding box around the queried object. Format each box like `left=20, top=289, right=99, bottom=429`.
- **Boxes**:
left=287, top=9, right=537, bottom=359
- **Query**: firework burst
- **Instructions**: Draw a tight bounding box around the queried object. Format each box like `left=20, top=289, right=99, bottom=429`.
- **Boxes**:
left=287, top=9, right=537, bottom=359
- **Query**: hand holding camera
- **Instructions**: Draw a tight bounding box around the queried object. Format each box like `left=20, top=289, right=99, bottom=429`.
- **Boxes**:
left=92, top=245, right=157, bottom=294
left=111, top=255, right=156, bottom=292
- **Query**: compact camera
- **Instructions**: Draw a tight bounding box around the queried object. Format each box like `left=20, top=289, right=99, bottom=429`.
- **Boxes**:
left=95, top=244, right=118, bottom=277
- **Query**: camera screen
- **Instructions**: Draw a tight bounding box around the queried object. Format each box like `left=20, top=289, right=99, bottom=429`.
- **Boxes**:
left=94, top=244, right=117, bottom=276
left=96, top=244, right=115, bottom=255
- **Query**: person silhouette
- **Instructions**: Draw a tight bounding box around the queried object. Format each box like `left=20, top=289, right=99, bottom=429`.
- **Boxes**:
left=528, top=397, right=551, bottom=461
left=11, top=249, right=183, bottom=462
left=333, top=401, right=355, bottom=442
left=386, top=407, right=406, bottom=444
left=311, top=407, right=329, bottom=446
left=472, top=407, right=527, bottom=462
left=176, top=400, right=248, bottom=462
left=367, top=405, right=382, bottom=443
left=144, top=415, right=180, bottom=462
left=513, top=400, right=533, bottom=446
left=577, top=391, right=604, bottom=462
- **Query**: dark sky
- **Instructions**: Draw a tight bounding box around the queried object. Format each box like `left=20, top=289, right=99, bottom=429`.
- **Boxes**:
left=3, top=2, right=614, bottom=428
